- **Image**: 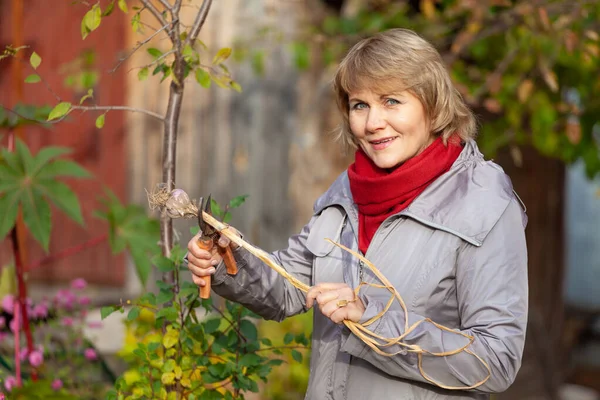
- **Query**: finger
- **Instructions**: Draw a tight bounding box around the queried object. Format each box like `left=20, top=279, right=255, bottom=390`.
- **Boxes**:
left=187, top=241, right=214, bottom=260
left=312, top=282, right=349, bottom=292
left=218, top=236, right=230, bottom=248
left=187, top=252, right=222, bottom=269
left=188, top=263, right=216, bottom=277
left=191, top=274, right=209, bottom=287
left=316, top=290, right=340, bottom=307
left=306, top=286, right=323, bottom=308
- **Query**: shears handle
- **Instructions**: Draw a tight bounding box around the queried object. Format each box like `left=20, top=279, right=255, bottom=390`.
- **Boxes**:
left=218, top=243, right=238, bottom=275
left=197, top=237, right=213, bottom=299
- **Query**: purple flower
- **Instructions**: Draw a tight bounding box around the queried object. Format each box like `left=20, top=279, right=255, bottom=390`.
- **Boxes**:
left=1, top=295, right=15, bottom=314
left=3, top=375, right=16, bottom=391
left=61, top=317, right=74, bottom=327
left=71, top=278, right=87, bottom=290
left=28, top=349, right=44, bottom=367
left=51, top=379, right=63, bottom=391
left=84, top=348, right=97, bottom=361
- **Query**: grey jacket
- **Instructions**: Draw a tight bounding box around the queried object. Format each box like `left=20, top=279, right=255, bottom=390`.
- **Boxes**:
left=210, top=140, right=528, bottom=400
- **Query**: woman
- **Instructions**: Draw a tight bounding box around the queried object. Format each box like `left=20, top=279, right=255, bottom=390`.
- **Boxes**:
left=186, top=28, right=528, bottom=399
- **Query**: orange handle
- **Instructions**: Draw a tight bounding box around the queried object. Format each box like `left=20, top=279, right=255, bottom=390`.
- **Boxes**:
left=218, top=243, right=238, bottom=275
left=197, top=237, right=213, bottom=299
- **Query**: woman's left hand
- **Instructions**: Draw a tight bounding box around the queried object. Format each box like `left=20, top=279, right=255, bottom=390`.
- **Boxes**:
left=306, top=283, right=365, bottom=324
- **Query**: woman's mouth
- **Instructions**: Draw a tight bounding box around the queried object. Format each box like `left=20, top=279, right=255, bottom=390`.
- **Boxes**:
left=369, top=137, right=397, bottom=150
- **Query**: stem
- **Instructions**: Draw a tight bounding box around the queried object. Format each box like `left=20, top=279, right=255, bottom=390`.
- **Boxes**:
left=71, top=105, right=164, bottom=121
left=11, top=228, right=35, bottom=379
left=25, top=234, right=107, bottom=271
left=186, top=0, right=212, bottom=46
left=110, top=20, right=178, bottom=74
left=14, top=302, right=21, bottom=387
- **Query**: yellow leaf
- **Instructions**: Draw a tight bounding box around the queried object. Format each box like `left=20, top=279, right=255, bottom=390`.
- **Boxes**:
left=180, top=377, right=192, bottom=388
left=163, top=329, right=179, bottom=349
left=517, top=79, right=534, bottom=103
left=161, top=372, right=175, bottom=385
left=118, top=0, right=128, bottom=14
left=420, top=0, right=436, bottom=19
left=174, top=365, right=182, bottom=380
left=212, top=47, right=232, bottom=65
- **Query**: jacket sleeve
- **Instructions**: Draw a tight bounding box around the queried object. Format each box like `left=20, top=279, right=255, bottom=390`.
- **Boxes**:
left=340, top=198, right=528, bottom=393
left=203, top=216, right=317, bottom=322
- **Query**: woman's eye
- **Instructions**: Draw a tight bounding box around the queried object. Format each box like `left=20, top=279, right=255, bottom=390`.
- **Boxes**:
left=385, top=98, right=401, bottom=106
left=351, top=102, right=367, bottom=110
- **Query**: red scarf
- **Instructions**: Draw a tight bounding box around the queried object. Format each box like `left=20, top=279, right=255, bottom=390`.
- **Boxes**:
left=348, top=137, right=463, bottom=254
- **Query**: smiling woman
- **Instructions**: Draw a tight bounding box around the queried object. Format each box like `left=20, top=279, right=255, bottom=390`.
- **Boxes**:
left=186, top=28, right=528, bottom=400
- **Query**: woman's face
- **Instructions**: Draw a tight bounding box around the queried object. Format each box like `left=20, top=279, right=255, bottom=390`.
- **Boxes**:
left=348, top=88, right=433, bottom=170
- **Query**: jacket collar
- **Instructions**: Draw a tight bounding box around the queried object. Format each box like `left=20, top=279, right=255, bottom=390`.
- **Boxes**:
left=314, top=140, right=522, bottom=246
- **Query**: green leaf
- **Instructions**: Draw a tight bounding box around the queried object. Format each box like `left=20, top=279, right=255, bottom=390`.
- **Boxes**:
left=30, top=52, right=41, bottom=69
left=130, top=245, right=152, bottom=286
left=15, top=139, right=34, bottom=174
left=195, top=69, right=211, bottom=88
left=240, top=319, right=257, bottom=341
left=37, top=181, right=84, bottom=225
left=212, top=47, right=232, bottom=65
left=239, top=353, right=262, bottom=368
left=283, top=332, right=294, bottom=345
left=118, top=0, right=128, bottom=14
left=292, top=42, right=310, bottom=70
left=138, top=67, right=149, bottom=81
left=21, top=186, right=51, bottom=251
left=153, top=254, right=175, bottom=272
left=84, top=4, right=102, bottom=33
left=203, top=318, right=221, bottom=334
left=180, top=281, right=199, bottom=298
left=228, top=194, right=249, bottom=209
left=0, top=192, right=20, bottom=240
left=127, top=307, right=140, bottom=321
left=25, top=74, right=41, bottom=83
left=36, top=159, right=91, bottom=179
left=81, top=18, right=91, bottom=40
left=47, top=102, right=71, bottom=121
left=147, top=48, right=163, bottom=59
left=102, top=1, right=115, bottom=16
left=95, top=113, right=106, bottom=129
left=101, top=306, right=119, bottom=319
left=30, top=147, right=71, bottom=173
left=291, top=349, right=303, bottom=363
left=156, top=306, right=178, bottom=321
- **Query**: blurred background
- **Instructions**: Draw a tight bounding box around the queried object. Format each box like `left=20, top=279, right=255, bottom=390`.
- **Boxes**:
left=1, top=0, right=599, bottom=399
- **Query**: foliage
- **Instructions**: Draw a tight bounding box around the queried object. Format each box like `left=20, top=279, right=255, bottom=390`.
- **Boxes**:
left=0, top=139, right=91, bottom=251
left=0, top=279, right=112, bottom=399
left=257, top=312, right=312, bottom=400
left=101, top=243, right=307, bottom=400
left=267, top=0, right=600, bottom=176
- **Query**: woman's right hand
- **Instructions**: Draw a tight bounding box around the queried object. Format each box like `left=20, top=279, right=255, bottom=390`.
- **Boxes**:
left=187, top=234, right=234, bottom=288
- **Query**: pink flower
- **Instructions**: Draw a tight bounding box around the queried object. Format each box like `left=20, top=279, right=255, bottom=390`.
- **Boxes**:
left=78, top=296, right=91, bottom=306
left=84, top=348, right=97, bottom=361
left=19, top=347, right=29, bottom=361
left=71, top=278, right=87, bottom=290
left=51, top=379, right=63, bottom=391
left=1, top=392, right=5, bottom=399
left=61, top=317, right=74, bottom=327
left=3, top=375, right=16, bottom=391
left=1, top=295, right=15, bottom=313
left=28, top=349, right=44, bottom=367
left=88, top=321, right=103, bottom=329
left=55, top=289, right=77, bottom=310
left=32, top=302, right=49, bottom=319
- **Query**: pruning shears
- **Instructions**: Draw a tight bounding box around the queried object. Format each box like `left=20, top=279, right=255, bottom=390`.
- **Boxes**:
left=197, top=195, right=238, bottom=299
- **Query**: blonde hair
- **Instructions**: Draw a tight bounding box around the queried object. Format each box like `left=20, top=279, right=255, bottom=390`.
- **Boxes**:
left=333, top=28, right=477, bottom=150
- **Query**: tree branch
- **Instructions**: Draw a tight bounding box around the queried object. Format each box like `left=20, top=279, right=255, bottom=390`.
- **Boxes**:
left=140, top=0, right=171, bottom=39
left=158, top=0, right=172, bottom=10
left=72, top=105, right=164, bottom=121
left=187, top=0, right=213, bottom=45
left=110, top=19, right=178, bottom=74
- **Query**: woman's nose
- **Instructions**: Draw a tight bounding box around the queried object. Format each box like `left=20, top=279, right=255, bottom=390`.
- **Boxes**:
left=365, top=107, right=386, bottom=133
